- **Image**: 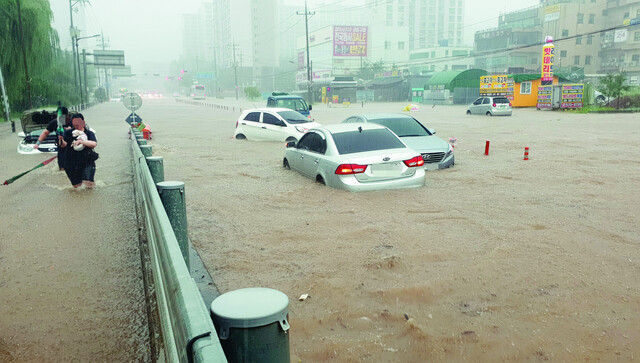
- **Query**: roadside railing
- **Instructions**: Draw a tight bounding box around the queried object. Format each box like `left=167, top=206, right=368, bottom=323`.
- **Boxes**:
left=131, top=131, right=227, bottom=363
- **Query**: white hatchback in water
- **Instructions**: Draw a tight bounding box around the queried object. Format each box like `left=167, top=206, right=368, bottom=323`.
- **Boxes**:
left=283, top=123, right=425, bottom=191
left=466, top=96, right=513, bottom=116
left=234, top=108, right=320, bottom=143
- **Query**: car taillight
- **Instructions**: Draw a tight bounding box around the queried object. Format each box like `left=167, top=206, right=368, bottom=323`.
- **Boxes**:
left=335, top=164, right=367, bottom=175
left=492, top=103, right=497, bottom=107
left=403, top=156, right=424, bottom=167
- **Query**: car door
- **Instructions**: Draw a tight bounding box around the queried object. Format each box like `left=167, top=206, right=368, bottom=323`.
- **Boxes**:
left=470, top=98, right=483, bottom=114
left=238, top=111, right=261, bottom=139
left=481, top=97, right=491, bottom=114
left=299, top=132, right=327, bottom=178
left=261, top=112, right=288, bottom=141
left=288, top=132, right=314, bottom=173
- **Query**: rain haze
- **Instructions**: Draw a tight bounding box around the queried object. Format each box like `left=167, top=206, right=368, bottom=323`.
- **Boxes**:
left=50, top=0, right=539, bottom=73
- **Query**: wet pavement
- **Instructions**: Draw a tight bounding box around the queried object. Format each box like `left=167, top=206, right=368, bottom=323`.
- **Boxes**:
left=0, top=104, right=151, bottom=361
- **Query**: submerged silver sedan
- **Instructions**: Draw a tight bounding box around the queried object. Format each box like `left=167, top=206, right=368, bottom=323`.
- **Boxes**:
left=283, top=123, right=426, bottom=191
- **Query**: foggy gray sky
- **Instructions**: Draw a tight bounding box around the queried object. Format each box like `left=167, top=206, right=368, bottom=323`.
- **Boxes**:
left=51, top=0, right=539, bottom=73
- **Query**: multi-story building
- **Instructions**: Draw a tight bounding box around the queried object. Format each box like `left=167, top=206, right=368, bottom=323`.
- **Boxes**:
left=474, top=0, right=640, bottom=81
left=600, top=0, right=640, bottom=84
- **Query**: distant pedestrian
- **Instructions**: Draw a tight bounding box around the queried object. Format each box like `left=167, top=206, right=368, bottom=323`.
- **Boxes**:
left=34, top=107, right=72, bottom=170
left=62, top=113, right=98, bottom=188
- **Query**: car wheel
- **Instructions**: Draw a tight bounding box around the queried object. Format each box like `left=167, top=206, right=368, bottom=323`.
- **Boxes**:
left=285, top=137, right=297, bottom=144
left=486, top=111, right=492, bottom=116
left=283, top=158, right=290, bottom=170
left=235, top=133, right=246, bottom=140
left=316, top=175, right=325, bottom=185
left=466, top=110, right=471, bottom=115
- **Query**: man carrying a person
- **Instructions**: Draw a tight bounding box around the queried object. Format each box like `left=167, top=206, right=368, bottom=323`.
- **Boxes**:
left=61, top=113, right=98, bottom=188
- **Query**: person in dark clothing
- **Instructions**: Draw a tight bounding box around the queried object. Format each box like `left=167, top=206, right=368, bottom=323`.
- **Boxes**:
left=34, top=107, right=72, bottom=170
left=62, top=113, right=98, bottom=188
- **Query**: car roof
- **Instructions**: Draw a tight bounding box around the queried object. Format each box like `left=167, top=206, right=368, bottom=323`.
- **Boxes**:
left=269, top=95, right=304, bottom=99
left=350, top=113, right=416, bottom=121
left=243, top=108, right=292, bottom=113
left=315, top=122, right=387, bottom=134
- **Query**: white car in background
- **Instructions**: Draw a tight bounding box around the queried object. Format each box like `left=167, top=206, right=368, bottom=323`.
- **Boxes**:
left=234, top=108, right=321, bottom=143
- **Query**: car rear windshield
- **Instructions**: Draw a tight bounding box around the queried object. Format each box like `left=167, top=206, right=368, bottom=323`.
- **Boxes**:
left=277, top=110, right=311, bottom=124
left=494, top=97, right=509, bottom=104
left=332, top=128, right=406, bottom=155
left=369, top=117, right=430, bottom=137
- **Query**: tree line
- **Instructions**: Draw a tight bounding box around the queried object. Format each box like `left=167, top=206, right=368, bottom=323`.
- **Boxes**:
left=1, top=0, right=79, bottom=121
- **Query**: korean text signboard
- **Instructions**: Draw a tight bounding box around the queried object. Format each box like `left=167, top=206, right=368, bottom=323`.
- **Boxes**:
left=480, top=75, right=514, bottom=98
left=333, top=26, right=368, bottom=57
left=541, top=43, right=554, bottom=83
left=537, top=86, right=552, bottom=109
left=561, top=84, right=584, bottom=109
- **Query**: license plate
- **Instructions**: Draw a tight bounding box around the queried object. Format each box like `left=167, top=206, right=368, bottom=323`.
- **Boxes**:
left=371, top=163, right=402, bottom=177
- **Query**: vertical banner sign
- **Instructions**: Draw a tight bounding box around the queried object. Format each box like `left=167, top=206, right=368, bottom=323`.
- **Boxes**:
left=537, top=86, right=553, bottom=109
left=541, top=43, right=554, bottom=84
left=333, top=26, right=368, bottom=57
left=561, top=84, right=584, bottom=109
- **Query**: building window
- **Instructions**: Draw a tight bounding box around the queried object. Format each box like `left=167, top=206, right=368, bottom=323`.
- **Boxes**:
left=624, top=12, right=629, bottom=19
left=576, top=36, right=582, bottom=45
left=585, top=56, right=591, bottom=65
left=398, top=41, right=405, bottom=50
left=574, top=55, right=580, bottom=65
left=587, top=35, right=593, bottom=44
left=577, top=13, right=584, bottom=24
left=635, top=32, right=640, bottom=41
left=560, top=50, right=567, bottom=57
left=589, top=14, right=595, bottom=24
left=562, top=29, right=569, bottom=37
left=633, top=54, right=640, bottom=62
left=384, top=41, right=391, bottom=50
left=520, top=82, right=532, bottom=95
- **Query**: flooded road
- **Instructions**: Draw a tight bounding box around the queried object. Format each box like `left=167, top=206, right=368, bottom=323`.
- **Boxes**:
left=0, top=106, right=151, bottom=361
left=2, top=98, right=638, bottom=361
left=156, top=98, right=639, bottom=362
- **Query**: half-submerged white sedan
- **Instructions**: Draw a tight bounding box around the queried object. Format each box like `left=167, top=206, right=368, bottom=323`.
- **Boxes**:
left=283, top=123, right=426, bottom=191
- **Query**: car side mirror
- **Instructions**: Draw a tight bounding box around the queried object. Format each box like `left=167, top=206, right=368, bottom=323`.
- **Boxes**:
left=428, top=128, right=436, bottom=134
left=308, top=105, right=312, bottom=111
left=286, top=141, right=296, bottom=148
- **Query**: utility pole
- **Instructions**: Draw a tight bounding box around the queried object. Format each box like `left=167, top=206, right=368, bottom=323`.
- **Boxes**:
left=69, top=0, right=78, bottom=91
left=16, top=0, right=32, bottom=109
left=297, top=0, right=315, bottom=105
left=232, top=39, right=239, bottom=100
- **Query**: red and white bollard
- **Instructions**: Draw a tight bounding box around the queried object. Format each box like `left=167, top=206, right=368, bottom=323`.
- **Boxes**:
left=524, top=147, right=529, bottom=160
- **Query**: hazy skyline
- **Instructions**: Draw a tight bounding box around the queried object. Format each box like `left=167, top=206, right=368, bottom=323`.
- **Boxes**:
left=50, top=0, right=539, bottom=73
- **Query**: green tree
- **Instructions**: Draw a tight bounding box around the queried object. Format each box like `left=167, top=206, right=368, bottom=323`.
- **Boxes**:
left=1, top=0, right=79, bottom=119
left=244, top=86, right=261, bottom=101
left=357, top=60, right=386, bottom=81
left=599, top=72, right=629, bottom=108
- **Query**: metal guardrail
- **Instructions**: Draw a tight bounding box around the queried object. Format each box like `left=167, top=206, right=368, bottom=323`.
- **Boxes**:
left=131, top=134, right=227, bottom=363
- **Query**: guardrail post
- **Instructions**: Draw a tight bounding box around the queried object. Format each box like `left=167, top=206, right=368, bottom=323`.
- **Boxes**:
left=146, top=156, right=164, bottom=184
left=157, top=181, right=189, bottom=270
left=140, top=145, right=152, bottom=158
left=138, top=139, right=148, bottom=146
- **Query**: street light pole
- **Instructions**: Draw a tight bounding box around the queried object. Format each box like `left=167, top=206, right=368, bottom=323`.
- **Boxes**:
left=75, top=34, right=100, bottom=107
left=232, top=38, right=239, bottom=100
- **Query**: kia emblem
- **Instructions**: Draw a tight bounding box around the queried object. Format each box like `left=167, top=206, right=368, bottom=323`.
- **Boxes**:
left=383, top=157, right=390, bottom=161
